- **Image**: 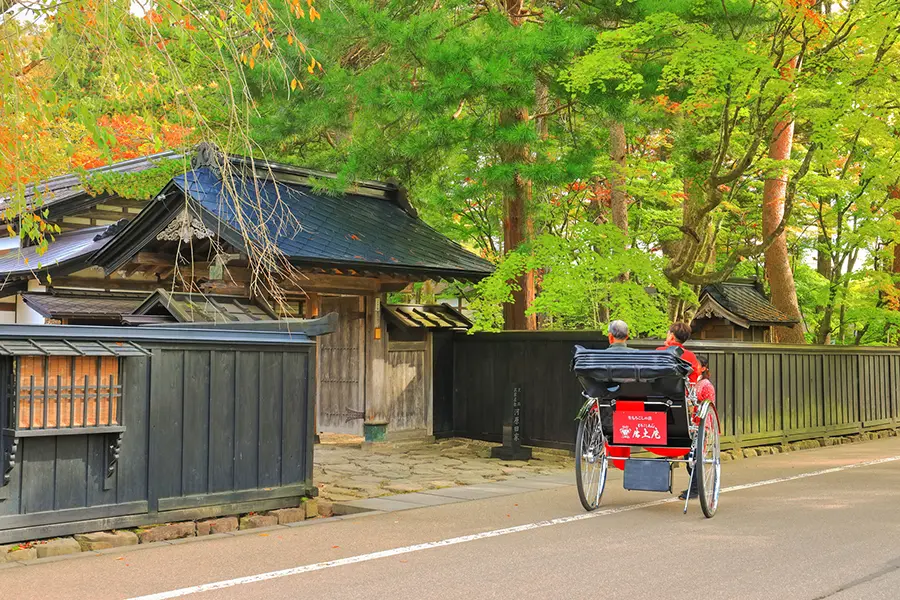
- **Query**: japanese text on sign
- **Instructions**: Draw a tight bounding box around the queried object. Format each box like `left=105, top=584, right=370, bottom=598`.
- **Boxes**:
left=612, top=411, right=667, bottom=445
left=512, top=386, right=522, bottom=443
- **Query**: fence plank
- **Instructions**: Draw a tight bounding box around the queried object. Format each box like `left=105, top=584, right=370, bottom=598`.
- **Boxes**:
left=118, top=356, right=149, bottom=504
left=182, top=351, right=211, bottom=497
left=281, top=352, right=309, bottom=485
left=234, top=351, right=260, bottom=490
left=258, top=353, right=283, bottom=489
left=54, top=435, right=88, bottom=511
left=20, top=438, right=56, bottom=513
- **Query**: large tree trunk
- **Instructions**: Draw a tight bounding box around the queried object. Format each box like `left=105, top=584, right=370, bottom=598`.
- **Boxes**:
left=499, top=0, right=535, bottom=331
left=499, top=107, right=534, bottom=330
left=608, top=120, right=628, bottom=237
left=763, top=59, right=805, bottom=344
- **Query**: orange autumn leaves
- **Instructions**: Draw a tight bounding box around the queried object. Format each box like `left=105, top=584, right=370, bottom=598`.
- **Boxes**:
left=1, top=114, right=193, bottom=190
left=71, top=115, right=194, bottom=170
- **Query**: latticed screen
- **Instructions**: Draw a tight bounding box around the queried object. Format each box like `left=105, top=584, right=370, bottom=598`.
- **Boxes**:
left=15, top=356, right=121, bottom=430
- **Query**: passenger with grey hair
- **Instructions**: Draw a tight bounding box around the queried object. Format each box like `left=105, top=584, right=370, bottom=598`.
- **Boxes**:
left=606, top=320, right=635, bottom=350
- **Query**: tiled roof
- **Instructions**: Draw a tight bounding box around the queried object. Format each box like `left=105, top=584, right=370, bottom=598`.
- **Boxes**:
left=383, top=304, right=472, bottom=330
left=0, top=151, right=182, bottom=215
left=133, top=289, right=275, bottom=323
left=22, top=290, right=147, bottom=319
left=699, top=281, right=798, bottom=325
left=171, top=168, right=494, bottom=280
left=0, top=222, right=123, bottom=280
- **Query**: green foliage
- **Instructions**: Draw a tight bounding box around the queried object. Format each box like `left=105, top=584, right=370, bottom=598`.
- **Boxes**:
left=470, top=223, right=692, bottom=334
left=14, top=0, right=900, bottom=344
left=83, top=159, right=191, bottom=201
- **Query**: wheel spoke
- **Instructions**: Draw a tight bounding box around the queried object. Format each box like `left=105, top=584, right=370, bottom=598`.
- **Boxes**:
left=697, top=406, right=720, bottom=518
left=576, top=409, right=606, bottom=511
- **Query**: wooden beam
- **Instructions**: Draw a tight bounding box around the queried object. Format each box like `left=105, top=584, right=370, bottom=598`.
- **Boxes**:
left=96, top=199, right=150, bottom=210
left=51, top=276, right=178, bottom=292
left=71, top=209, right=135, bottom=221
left=290, top=272, right=410, bottom=292
left=123, top=264, right=146, bottom=277
left=133, top=252, right=178, bottom=267
left=305, top=293, right=320, bottom=318
left=199, top=282, right=252, bottom=296
left=156, top=267, right=176, bottom=280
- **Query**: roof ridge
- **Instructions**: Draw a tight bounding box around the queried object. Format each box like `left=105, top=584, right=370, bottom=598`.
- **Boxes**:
left=187, top=143, right=413, bottom=214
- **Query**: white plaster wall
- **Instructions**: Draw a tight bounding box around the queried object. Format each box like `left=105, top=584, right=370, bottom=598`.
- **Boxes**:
left=15, top=280, right=46, bottom=324
left=0, top=300, right=15, bottom=324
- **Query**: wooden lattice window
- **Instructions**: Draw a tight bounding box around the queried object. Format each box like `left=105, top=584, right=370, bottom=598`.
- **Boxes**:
left=14, top=356, right=122, bottom=430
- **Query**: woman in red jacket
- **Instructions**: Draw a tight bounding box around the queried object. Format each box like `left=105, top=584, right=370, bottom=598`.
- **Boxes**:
left=657, top=322, right=702, bottom=383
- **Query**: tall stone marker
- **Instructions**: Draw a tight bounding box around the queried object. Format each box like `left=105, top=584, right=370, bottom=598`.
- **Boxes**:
left=491, top=383, right=532, bottom=460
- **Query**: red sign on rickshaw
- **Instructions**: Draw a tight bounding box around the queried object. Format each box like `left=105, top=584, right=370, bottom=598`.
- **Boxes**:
left=612, top=411, right=668, bottom=445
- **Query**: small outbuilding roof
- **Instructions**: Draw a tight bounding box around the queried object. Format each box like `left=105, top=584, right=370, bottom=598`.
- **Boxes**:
left=383, top=304, right=472, bottom=330
left=694, top=280, right=799, bottom=328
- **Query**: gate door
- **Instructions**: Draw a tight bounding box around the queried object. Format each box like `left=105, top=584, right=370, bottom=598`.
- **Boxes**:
left=318, top=296, right=364, bottom=434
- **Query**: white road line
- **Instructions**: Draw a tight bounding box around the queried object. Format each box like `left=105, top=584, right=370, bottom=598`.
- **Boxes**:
left=129, top=454, right=900, bottom=600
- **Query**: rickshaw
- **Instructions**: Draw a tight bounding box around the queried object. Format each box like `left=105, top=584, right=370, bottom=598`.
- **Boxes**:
left=571, top=345, right=721, bottom=518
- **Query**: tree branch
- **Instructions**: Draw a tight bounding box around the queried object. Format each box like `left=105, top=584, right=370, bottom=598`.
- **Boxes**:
left=529, top=101, right=574, bottom=122
left=14, top=57, right=45, bottom=77
left=671, top=143, right=818, bottom=286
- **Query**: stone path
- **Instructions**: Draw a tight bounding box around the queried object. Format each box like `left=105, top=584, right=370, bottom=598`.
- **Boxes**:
left=314, top=436, right=573, bottom=507
left=331, top=473, right=572, bottom=515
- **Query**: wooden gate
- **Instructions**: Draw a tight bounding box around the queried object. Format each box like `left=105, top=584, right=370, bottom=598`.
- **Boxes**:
left=387, top=341, right=428, bottom=433
left=318, top=296, right=365, bottom=434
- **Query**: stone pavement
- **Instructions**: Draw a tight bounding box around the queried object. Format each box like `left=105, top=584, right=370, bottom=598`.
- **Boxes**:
left=330, top=473, right=572, bottom=515
left=314, top=435, right=573, bottom=507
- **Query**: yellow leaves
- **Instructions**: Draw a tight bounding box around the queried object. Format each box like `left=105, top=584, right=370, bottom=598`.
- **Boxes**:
left=287, top=34, right=294, bottom=46
left=307, top=59, right=317, bottom=74
left=310, top=7, right=320, bottom=21
left=251, top=43, right=261, bottom=58
left=263, top=38, right=273, bottom=51
left=720, top=200, right=741, bottom=214
left=244, top=2, right=253, bottom=16
left=291, top=78, right=303, bottom=91
left=6, top=225, right=15, bottom=238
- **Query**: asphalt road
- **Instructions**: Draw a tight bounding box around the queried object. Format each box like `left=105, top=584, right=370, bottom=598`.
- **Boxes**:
left=2, top=438, right=900, bottom=600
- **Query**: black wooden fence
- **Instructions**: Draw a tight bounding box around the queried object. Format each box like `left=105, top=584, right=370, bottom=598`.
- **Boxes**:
left=0, top=323, right=320, bottom=544
left=437, top=332, right=900, bottom=450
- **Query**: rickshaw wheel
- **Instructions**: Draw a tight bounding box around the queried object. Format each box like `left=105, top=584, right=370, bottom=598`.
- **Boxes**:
left=696, top=403, right=721, bottom=518
left=575, top=407, right=608, bottom=512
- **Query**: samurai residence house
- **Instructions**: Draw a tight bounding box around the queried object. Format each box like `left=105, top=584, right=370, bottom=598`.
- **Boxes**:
left=0, top=147, right=493, bottom=439
left=690, top=279, right=801, bottom=342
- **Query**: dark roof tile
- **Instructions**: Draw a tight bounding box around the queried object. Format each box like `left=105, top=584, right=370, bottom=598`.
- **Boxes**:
left=701, top=281, right=798, bottom=325
left=0, top=223, right=122, bottom=278
left=171, top=168, right=494, bottom=279
left=22, top=290, right=148, bottom=319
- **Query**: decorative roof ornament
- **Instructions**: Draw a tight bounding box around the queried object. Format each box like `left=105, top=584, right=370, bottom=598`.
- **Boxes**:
left=156, top=210, right=214, bottom=243
left=191, top=141, right=225, bottom=176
